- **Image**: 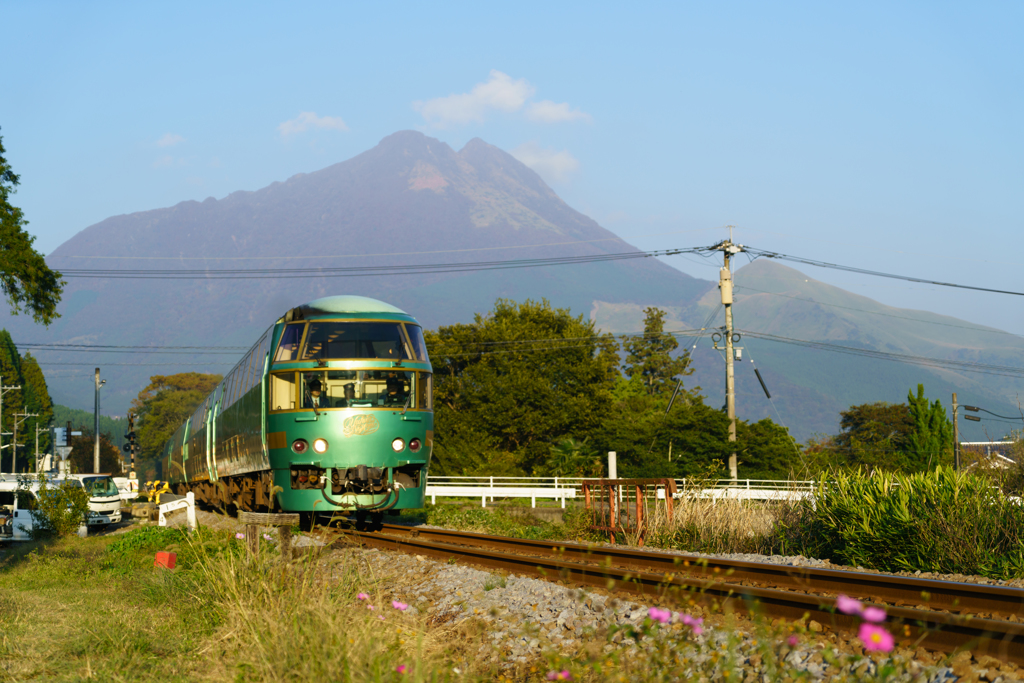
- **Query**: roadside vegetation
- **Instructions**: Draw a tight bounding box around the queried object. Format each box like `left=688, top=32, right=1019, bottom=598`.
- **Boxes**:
left=0, top=522, right=932, bottom=682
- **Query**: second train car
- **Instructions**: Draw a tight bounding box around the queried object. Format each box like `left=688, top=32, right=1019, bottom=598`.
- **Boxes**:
left=159, top=295, right=433, bottom=516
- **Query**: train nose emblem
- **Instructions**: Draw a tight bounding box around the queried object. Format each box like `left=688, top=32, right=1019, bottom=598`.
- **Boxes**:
left=342, top=414, right=380, bottom=437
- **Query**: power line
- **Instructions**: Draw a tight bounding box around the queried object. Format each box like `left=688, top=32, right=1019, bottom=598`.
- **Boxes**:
left=745, top=248, right=1024, bottom=297
left=57, top=247, right=705, bottom=280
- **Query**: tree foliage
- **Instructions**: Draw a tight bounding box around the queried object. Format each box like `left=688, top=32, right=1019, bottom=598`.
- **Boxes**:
left=0, top=329, right=55, bottom=471
left=0, top=130, right=64, bottom=325
left=622, top=307, right=692, bottom=396
left=425, top=299, right=619, bottom=475
left=18, top=474, right=91, bottom=538
left=905, top=383, right=953, bottom=470
left=68, top=428, right=122, bottom=474
left=132, top=373, right=222, bottom=475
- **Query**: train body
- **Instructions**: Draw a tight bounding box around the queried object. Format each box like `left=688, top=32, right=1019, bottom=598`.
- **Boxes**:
left=159, top=296, right=433, bottom=514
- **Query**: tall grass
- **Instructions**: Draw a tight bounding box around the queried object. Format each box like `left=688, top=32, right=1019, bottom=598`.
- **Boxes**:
left=775, top=466, right=1024, bottom=579
left=644, top=496, right=781, bottom=554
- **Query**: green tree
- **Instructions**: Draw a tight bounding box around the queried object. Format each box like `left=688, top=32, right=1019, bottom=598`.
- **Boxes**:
left=540, top=437, right=602, bottom=477
left=18, top=474, right=90, bottom=538
left=905, top=384, right=953, bottom=471
left=622, top=307, right=692, bottom=396
left=425, top=298, right=619, bottom=475
left=20, top=353, right=52, bottom=459
left=0, top=329, right=25, bottom=470
left=829, top=401, right=914, bottom=472
left=132, top=373, right=222, bottom=475
left=0, top=130, right=64, bottom=325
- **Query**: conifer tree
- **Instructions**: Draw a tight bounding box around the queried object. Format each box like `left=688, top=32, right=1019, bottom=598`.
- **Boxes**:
left=0, top=329, right=24, bottom=467
left=906, top=384, right=954, bottom=470
left=21, top=352, right=53, bottom=461
left=622, top=307, right=692, bottom=397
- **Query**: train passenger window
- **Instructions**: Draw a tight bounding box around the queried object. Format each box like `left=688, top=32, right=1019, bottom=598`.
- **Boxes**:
left=405, top=325, right=430, bottom=362
left=300, top=322, right=412, bottom=361
left=270, top=372, right=297, bottom=412
left=274, top=323, right=306, bottom=362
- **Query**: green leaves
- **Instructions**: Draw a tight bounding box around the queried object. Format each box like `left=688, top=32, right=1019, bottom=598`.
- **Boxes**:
left=131, top=373, right=222, bottom=477
left=0, top=131, right=64, bottom=325
left=622, top=307, right=692, bottom=397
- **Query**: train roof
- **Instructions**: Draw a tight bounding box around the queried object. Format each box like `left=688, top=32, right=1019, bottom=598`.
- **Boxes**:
left=284, top=295, right=411, bottom=321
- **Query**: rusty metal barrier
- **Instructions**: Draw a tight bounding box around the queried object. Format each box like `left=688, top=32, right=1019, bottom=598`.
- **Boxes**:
left=580, top=478, right=677, bottom=545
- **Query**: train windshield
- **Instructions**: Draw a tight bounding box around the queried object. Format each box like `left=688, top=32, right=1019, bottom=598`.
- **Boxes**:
left=300, top=322, right=412, bottom=361
left=269, top=370, right=432, bottom=411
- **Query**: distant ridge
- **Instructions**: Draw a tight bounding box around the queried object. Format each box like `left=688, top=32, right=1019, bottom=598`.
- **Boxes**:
left=11, top=131, right=711, bottom=413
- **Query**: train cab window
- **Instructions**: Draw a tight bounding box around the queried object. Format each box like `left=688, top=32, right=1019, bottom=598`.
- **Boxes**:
left=293, top=370, right=420, bottom=409
left=274, top=323, right=306, bottom=362
left=405, top=325, right=430, bottom=362
left=300, top=322, right=412, bottom=361
left=270, top=372, right=297, bottom=412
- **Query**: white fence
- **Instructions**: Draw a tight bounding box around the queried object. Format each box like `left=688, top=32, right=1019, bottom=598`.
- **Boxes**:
left=424, top=476, right=816, bottom=507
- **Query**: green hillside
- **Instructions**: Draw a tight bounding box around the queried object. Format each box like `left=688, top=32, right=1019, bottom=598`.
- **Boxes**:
left=52, top=405, right=128, bottom=453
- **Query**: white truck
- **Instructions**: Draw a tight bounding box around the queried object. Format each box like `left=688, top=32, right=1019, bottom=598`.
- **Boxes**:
left=0, top=474, right=123, bottom=541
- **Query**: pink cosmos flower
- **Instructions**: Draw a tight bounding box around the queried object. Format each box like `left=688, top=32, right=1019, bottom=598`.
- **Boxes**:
left=263, top=533, right=273, bottom=541
left=835, top=594, right=863, bottom=615
left=395, top=665, right=408, bottom=674
left=379, top=615, right=386, bottom=621
left=787, top=634, right=799, bottom=647
left=681, top=614, right=704, bottom=636
left=861, top=606, right=887, bottom=623
left=546, top=671, right=572, bottom=681
left=357, top=593, right=369, bottom=601
left=648, top=607, right=671, bottom=624
left=367, top=605, right=375, bottom=610
left=235, top=532, right=245, bottom=540
left=858, top=623, right=894, bottom=652
left=392, top=600, right=409, bottom=611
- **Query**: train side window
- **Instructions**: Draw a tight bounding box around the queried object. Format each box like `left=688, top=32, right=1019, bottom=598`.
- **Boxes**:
left=417, top=372, right=433, bottom=410
left=270, top=372, right=297, bottom=412
left=274, top=323, right=306, bottom=362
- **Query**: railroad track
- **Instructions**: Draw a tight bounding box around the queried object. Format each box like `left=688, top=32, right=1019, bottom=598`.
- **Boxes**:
left=330, top=522, right=1024, bottom=665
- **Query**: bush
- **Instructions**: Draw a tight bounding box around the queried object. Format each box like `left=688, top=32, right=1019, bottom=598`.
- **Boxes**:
left=17, top=475, right=91, bottom=538
left=775, top=466, right=1024, bottom=579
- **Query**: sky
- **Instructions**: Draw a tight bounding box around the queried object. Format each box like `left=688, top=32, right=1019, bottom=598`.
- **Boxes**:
left=3, top=1, right=1023, bottom=332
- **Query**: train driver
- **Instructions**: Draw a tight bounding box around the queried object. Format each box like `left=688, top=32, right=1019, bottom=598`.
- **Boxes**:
left=304, top=378, right=330, bottom=409
left=337, top=383, right=357, bottom=407
left=383, top=374, right=407, bottom=406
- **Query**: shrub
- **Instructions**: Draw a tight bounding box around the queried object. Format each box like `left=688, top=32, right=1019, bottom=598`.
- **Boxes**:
left=17, top=475, right=91, bottom=538
left=775, top=466, right=1024, bottom=579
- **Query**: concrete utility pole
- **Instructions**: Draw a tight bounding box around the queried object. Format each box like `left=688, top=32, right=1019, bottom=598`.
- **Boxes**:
left=34, top=425, right=47, bottom=473
left=94, top=368, right=106, bottom=474
left=713, top=230, right=744, bottom=482
left=0, top=384, right=21, bottom=472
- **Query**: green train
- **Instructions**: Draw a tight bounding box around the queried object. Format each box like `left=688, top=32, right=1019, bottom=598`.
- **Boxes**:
left=159, top=295, right=432, bottom=517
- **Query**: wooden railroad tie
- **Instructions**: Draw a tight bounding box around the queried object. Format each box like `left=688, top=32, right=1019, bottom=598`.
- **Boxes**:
left=238, top=511, right=301, bottom=562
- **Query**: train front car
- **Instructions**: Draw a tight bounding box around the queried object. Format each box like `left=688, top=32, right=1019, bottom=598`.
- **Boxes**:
left=269, top=296, right=432, bottom=515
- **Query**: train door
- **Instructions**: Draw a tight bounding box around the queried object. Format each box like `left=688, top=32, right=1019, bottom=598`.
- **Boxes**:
left=208, top=399, right=220, bottom=482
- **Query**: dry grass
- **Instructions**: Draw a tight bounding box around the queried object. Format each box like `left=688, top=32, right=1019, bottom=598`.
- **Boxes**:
left=641, top=496, right=787, bottom=555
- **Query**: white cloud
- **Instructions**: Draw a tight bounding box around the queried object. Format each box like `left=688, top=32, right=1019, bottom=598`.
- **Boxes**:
left=156, top=133, right=185, bottom=147
left=278, top=112, right=350, bottom=137
left=414, top=70, right=535, bottom=126
left=524, top=100, right=592, bottom=123
left=510, top=142, right=580, bottom=183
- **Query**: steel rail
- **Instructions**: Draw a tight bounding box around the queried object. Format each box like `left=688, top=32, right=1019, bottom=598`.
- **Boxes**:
left=370, top=523, right=1024, bottom=620
left=331, top=525, right=1024, bottom=664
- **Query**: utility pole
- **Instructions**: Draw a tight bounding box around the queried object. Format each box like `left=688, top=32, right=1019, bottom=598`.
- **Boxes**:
left=35, top=425, right=48, bottom=473
left=12, top=411, right=39, bottom=474
left=0, top=384, right=20, bottom=472
left=952, top=392, right=960, bottom=471
left=94, top=368, right=106, bottom=474
left=713, top=230, right=744, bottom=482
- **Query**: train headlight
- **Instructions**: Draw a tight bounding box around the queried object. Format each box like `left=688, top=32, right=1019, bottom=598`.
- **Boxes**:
left=292, top=439, right=309, bottom=454
left=313, top=438, right=329, bottom=454
left=409, top=438, right=422, bottom=453
left=391, top=438, right=405, bottom=452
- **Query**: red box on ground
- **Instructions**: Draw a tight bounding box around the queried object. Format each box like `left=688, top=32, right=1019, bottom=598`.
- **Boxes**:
left=154, top=551, right=177, bottom=569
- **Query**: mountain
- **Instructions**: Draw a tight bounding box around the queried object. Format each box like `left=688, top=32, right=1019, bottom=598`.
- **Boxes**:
left=591, top=259, right=1024, bottom=442
left=5, top=131, right=712, bottom=413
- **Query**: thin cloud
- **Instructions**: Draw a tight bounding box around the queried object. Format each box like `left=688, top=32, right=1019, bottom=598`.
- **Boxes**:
left=510, top=142, right=580, bottom=183
left=156, top=133, right=185, bottom=147
left=525, top=100, right=592, bottom=123
left=414, top=70, right=535, bottom=126
left=278, top=112, right=350, bottom=137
